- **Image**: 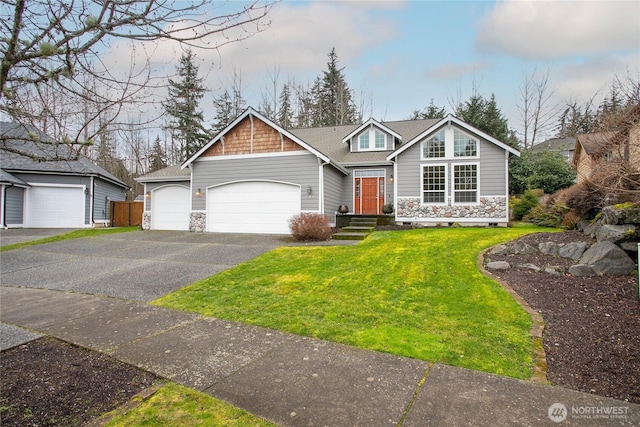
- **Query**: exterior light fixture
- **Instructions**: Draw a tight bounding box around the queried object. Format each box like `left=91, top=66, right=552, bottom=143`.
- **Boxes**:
left=390, top=174, right=394, bottom=182
left=145, top=191, right=151, bottom=198
left=306, top=185, right=312, bottom=195
left=196, top=188, right=202, bottom=197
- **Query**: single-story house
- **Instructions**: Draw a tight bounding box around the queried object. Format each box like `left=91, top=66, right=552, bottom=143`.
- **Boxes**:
left=136, top=107, right=520, bottom=234
left=0, top=122, right=128, bottom=228
left=531, top=137, right=576, bottom=163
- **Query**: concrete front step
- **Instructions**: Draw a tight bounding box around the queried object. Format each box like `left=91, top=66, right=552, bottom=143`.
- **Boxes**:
left=332, top=232, right=369, bottom=241
left=332, top=217, right=378, bottom=240
left=342, top=226, right=375, bottom=233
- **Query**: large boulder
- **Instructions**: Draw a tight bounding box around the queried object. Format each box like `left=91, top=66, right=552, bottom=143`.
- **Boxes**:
left=512, top=241, right=537, bottom=255
left=558, top=241, right=588, bottom=260
left=539, top=241, right=559, bottom=256
left=568, top=264, right=597, bottom=277
left=579, top=241, right=636, bottom=276
left=486, top=261, right=511, bottom=270
left=595, top=224, right=636, bottom=244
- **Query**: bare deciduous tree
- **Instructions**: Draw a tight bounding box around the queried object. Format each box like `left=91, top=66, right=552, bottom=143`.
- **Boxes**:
left=518, top=68, right=559, bottom=149
left=1, top=0, right=273, bottom=158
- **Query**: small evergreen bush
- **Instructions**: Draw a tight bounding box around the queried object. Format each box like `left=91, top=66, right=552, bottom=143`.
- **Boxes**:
left=523, top=198, right=570, bottom=228
left=289, top=213, right=332, bottom=241
left=512, top=190, right=539, bottom=220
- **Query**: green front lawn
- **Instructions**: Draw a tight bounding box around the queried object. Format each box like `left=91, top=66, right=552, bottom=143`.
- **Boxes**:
left=154, top=225, right=547, bottom=379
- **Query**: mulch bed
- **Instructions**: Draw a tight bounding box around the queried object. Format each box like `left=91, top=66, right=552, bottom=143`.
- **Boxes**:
left=486, top=231, right=640, bottom=404
left=1, top=230, right=638, bottom=426
left=0, top=338, right=158, bottom=427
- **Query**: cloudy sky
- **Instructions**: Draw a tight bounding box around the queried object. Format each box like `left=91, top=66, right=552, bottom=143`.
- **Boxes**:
left=107, top=0, right=639, bottom=141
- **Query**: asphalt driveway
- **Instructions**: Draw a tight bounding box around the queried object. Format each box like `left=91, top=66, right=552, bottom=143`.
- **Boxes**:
left=1, top=230, right=352, bottom=303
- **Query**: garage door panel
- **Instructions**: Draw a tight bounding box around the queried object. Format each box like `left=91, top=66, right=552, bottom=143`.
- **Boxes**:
left=26, top=186, right=84, bottom=228
left=151, top=186, right=190, bottom=230
left=207, top=182, right=300, bottom=234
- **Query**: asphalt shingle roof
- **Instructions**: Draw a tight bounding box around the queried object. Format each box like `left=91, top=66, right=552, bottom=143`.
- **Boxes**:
left=0, top=122, right=128, bottom=188
left=135, top=164, right=190, bottom=182
left=290, top=118, right=441, bottom=165
left=531, top=137, right=576, bottom=152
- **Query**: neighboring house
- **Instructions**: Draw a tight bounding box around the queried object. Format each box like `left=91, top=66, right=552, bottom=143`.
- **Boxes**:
left=0, top=122, right=128, bottom=228
left=572, top=105, right=640, bottom=185
left=136, top=108, right=519, bottom=234
left=531, top=137, right=576, bottom=163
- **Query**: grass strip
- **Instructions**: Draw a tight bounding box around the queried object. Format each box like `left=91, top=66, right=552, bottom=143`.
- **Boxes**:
left=0, top=227, right=139, bottom=252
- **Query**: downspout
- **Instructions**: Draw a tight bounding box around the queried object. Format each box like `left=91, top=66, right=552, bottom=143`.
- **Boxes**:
left=1, top=184, right=6, bottom=229
left=391, top=159, right=398, bottom=223
left=89, top=176, right=94, bottom=227
left=318, top=158, right=329, bottom=215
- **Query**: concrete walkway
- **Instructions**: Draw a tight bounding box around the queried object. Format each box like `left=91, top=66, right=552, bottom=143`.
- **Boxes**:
left=1, top=286, right=637, bottom=426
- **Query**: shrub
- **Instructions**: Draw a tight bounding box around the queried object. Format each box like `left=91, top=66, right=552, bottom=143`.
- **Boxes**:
left=523, top=197, right=570, bottom=228
left=560, top=210, right=581, bottom=229
left=289, top=213, right=332, bottom=241
left=512, top=190, right=539, bottom=220
left=558, top=184, right=604, bottom=219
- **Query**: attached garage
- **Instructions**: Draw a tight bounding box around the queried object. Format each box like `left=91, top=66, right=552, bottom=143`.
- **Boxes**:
left=151, top=185, right=190, bottom=230
left=207, top=181, right=301, bottom=234
left=25, top=185, right=85, bottom=228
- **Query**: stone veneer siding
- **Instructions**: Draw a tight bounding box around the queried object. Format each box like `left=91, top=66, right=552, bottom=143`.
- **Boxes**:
left=189, top=211, right=206, bottom=232
left=396, top=197, right=507, bottom=221
left=142, top=212, right=151, bottom=230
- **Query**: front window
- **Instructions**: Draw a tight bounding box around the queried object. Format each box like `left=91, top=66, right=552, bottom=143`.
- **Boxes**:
left=454, top=129, right=477, bottom=157
left=423, top=130, right=445, bottom=158
left=453, top=164, right=478, bottom=203
left=359, top=133, right=369, bottom=150
left=374, top=130, right=385, bottom=149
left=423, top=165, right=446, bottom=204
left=358, top=128, right=387, bottom=151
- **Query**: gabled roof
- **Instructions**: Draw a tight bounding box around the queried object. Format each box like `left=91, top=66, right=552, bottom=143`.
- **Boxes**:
left=575, top=131, right=618, bottom=155
left=135, top=164, right=190, bottom=183
left=531, top=137, right=576, bottom=153
left=0, top=122, right=128, bottom=188
left=291, top=118, right=440, bottom=166
left=341, top=117, right=402, bottom=143
left=387, top=114, right=520, bottom=160
left=182, top=108, right=348, bottom=174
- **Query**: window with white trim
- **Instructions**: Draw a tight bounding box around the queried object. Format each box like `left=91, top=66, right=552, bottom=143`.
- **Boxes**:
left=453, top=164, right=478, bottom=203
left=357, top=128, right=387, bottom=151
left=423, top=130, right=445, bottom=158
left=421, top=127, right=479, bottom=159
left=422, top=165, right=447, bottom=204
left=454, top=129, right=477, bottom=157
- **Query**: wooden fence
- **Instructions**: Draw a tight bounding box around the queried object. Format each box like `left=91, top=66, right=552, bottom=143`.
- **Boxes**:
left=110, top=201, right=143, bottom=227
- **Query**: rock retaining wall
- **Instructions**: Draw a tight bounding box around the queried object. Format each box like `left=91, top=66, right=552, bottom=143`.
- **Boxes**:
left=189, top=212, right=206, bottom=232
left=396, top=197, right=507, bottom=221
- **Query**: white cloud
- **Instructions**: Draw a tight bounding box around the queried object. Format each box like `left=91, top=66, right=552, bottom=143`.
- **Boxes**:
left=554, top=53, right=640, bottom=104
left=476, top=1, right=640, bottom=59
left=98, top=0, right=403, bottom=121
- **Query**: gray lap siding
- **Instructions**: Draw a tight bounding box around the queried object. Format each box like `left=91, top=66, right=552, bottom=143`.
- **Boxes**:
left=396, top=137, right=507, bottom=198
left=322, top=165, right=344, bottom=223
left=93, top=179, right=127, bottom=223
left=191, top=153, right=320, bottom=211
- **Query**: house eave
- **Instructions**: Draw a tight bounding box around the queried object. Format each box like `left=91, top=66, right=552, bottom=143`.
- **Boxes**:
left=3, top=168, right=129, bottom=189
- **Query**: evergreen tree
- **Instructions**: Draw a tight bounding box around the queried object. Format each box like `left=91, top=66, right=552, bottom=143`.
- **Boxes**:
left=278, top=82, right=294, bottom=129
left=556, top=101, right=595, bottom=137
left=212, top=70, right=246, bottom=133
left=456, top=92, right=516, bottom=145
left=148, top=136, right=167, bottom=172
left=410, top=99, right=446, bottom=120
left=315, top=48, right=358, bottom=126
left=163, top=49, right=210, bottom=161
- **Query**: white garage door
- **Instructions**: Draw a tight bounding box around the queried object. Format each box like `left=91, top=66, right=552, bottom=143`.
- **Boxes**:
left=151, top=186, right=190, bottom=230
left=26, top=186, right=85, bottom=228
left=207, top=181, right=301, bottom=234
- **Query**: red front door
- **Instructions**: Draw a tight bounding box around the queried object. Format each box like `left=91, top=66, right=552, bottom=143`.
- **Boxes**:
left=355, top=177, right=384, bottom=214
